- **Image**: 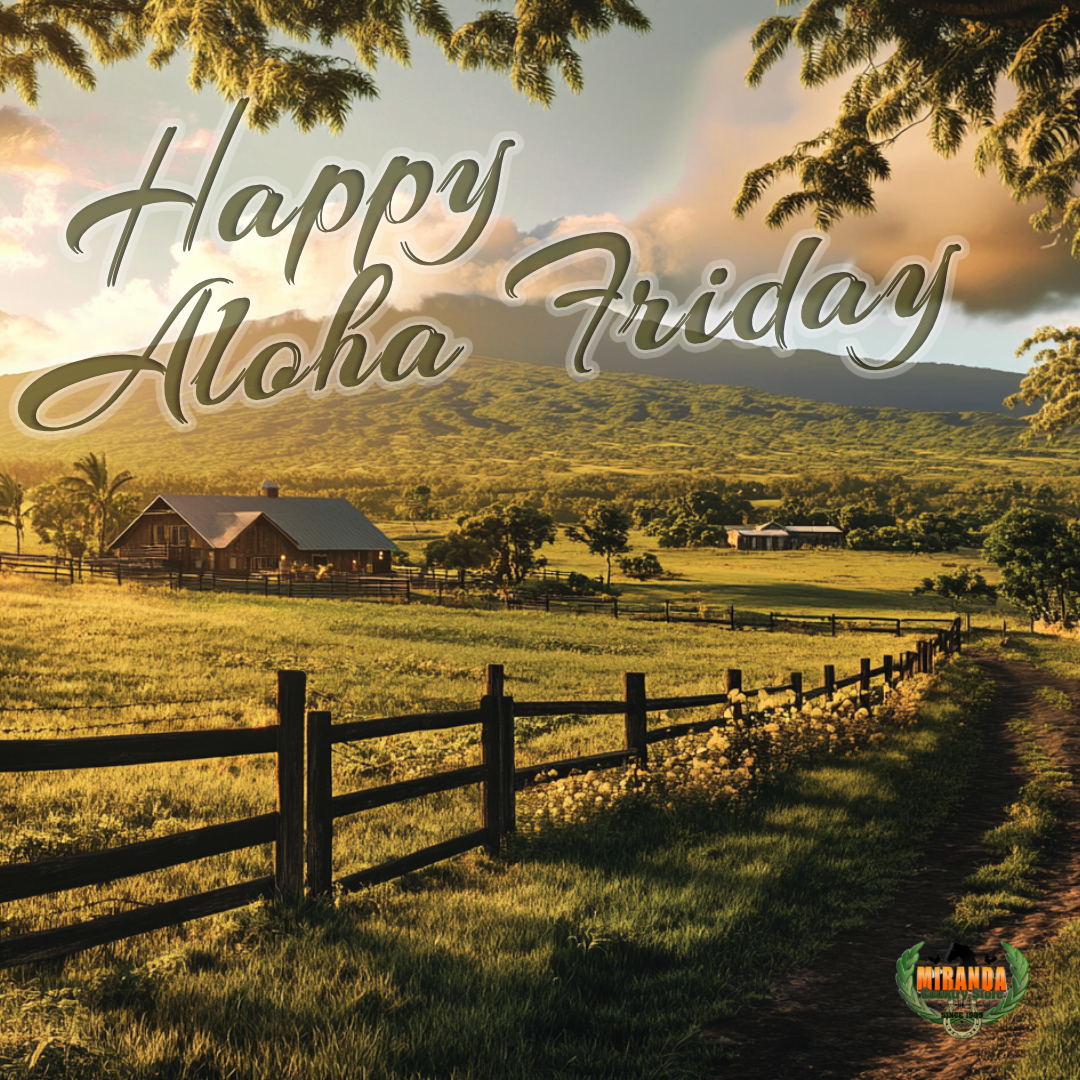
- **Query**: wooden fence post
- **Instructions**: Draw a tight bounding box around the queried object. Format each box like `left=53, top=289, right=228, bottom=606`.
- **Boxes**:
left=895, top=619, right=901, bottom=637
left=725, top=669, right=743, bottom=720
left=613, top=597, right=619, bottom=620
left=791, top=671, right=803, bottom=710
left=276, top=670, right=306, bottom=901
left=730, top=604, right=735, bottom=630
left=823, top=664, right=836, bottom=702
left=306, top=710, right=333, bottom=897
left=664, top=600, right=670, bottom=623
left=481, top=664, right=509, bottom=854
left=883, top=655, right=893, bottom=687
left=859, top=658, right=871, bottom=707
left=830, top=613, right=836, bottom=637
left=955, top=618, right=963, bottom=653
left=624, top=672, right=648, bottom=766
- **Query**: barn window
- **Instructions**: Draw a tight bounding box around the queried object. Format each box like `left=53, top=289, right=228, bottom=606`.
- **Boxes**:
left=155, top=525, right=165, bottom=544
left=229, top=556, right=237, bottom=570
left=313, top=554, right=329, bottom=569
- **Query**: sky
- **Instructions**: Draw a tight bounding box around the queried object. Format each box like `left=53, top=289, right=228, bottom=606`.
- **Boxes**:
left=1, top=0, right=1078, bottom=385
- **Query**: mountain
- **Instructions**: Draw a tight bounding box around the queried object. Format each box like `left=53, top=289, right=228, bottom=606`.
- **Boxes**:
left=0, top=347, right=1068, bottom=485
left=403, top=295, right=1036, bottom=416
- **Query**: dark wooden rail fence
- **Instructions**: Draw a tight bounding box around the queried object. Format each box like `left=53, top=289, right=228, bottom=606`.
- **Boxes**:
left=3, top=620, right=962, bottom=967
left=3, top=551, right=990, bottom=638
left=303, top=618, right=961, bottom=897
left=0, top=671, right=307, bottom=970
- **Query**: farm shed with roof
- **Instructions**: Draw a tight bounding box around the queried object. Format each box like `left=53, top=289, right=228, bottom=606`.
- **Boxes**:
left=725, top=522, right=844, bottom=551
left=109, top=483, right=397, bottom=573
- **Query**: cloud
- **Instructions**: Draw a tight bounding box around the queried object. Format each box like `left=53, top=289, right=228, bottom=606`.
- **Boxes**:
left=0, top=194, right=535, bottom=376
left=627, top=38, right=1080, bottom=318
left=0, top=107, right=72, bottom=273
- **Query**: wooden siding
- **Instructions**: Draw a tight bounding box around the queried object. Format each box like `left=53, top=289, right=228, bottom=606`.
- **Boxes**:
left=114, top=510, right=392, bottom=573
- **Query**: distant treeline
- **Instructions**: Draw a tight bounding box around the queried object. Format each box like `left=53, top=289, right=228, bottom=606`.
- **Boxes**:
left=3, top=457, right=1076, bottom=557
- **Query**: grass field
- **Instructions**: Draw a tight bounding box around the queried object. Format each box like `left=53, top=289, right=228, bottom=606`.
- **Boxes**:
left=3, top=357, right=1077, bottom=486
left=384, top=521, right=1014, bottom=622
left=0, top=577, right=993, bottom=1078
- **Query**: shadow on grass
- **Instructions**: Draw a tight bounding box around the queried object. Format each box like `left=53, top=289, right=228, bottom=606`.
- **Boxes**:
left=56, top=661, right=993, bottom=1080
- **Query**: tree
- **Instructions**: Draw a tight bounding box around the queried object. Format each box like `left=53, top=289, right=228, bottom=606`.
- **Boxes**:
left=0, top=474, right=28, bottom=555
left=398, top=485, right=437, bottom=532
left=30, top=481, right=96, bottom=559
left=564, top=502, right=632, bottom=585
left=913, top=567, right=998, bottom=612
left=2, top=1, right=649, bottom=131
left=617, top=552, right=664, bottom=580
left=446, top=503, right=556, bottom=584
left=61, top=452, right=137, bottom=557
left=635, top=488, right=753, bottom=548
left=737, top=2, right=1080, bottom=438
left=424, top=533, right=490, bottom=586
left=983, top=507, right=1080, bottom=622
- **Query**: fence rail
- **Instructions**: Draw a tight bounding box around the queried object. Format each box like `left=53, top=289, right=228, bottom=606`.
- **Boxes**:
left=1, top=620, right=962, bottom=969
left=1, top=551, right=1019, bottom=636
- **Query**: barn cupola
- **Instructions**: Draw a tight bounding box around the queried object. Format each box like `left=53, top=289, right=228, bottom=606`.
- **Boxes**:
left=260, top=481, right=280, bottom=498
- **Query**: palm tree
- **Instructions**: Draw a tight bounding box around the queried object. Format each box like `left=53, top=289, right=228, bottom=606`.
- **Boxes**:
left=61, top=453, right=136, bottom=557
left=0, top=473, right=27, bottom=554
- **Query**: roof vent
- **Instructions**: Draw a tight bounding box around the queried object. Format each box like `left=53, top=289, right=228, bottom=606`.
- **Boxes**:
left=260, top=481, right=279, bottom=498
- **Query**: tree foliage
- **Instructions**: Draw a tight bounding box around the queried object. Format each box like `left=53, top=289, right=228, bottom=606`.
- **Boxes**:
left=564, top=502, right=632, bottom=584
left=60, top=452, right=137, bottom=557
left=1, top=0, right=648, bottom=131
left=617, top=552, right=663, bottom=579
left=912, top=566, right=998, bottom=611
left=847, top=511, right=971, bottom=552
left=433, top=503, right=556, bottom=584
left=983, top=507, right=1080, bottom=622
left=634, top=488, right=753, bottom=548
left=0, top=473, right=28, bottom=555
left=738, top=1, right=1080, bottom=439
left=30, top=481, right=96, bottom=559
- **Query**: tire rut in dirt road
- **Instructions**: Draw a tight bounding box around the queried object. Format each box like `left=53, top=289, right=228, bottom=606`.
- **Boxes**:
left=702, top=652, right=1080, bottom=1080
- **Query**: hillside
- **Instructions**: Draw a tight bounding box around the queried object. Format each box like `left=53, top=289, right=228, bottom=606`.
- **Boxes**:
left=409, top=295, right=1038, bottom=416
left=0, top=354, right=1071, bottom=485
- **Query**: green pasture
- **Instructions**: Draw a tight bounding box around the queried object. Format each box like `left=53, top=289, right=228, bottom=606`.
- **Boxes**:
left=382, top=522, right=1012, bottom=622
left=0, top=576, right=994, bottom=1079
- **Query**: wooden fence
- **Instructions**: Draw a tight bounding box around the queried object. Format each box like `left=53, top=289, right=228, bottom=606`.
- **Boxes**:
left=0, top=552, right=1030, bottom=636
left=0, top=672, right=307, bottom=969
left=0, top=552, right=76, bottom=583
left=0, top=620, right=961, bottom=968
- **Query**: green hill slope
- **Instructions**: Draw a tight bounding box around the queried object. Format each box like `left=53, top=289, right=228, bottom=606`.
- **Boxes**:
left=0, top=356, right=1071, bottom=484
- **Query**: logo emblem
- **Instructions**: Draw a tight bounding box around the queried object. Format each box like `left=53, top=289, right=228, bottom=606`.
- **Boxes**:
left=896, top=940, right=1029, bottom=1039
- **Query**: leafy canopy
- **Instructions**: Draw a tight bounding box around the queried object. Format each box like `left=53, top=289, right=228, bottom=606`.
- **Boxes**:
left=564, top=502, right=632, bottom=584
left=912, top=566, right=998, bottom=611
left=737, top=2, right=1080, bottom=441
left=983, top=506, right=1080, bottom=622
left=1, top=0, right=649, bottom=132
left=438, top=502, right=556, bottom=584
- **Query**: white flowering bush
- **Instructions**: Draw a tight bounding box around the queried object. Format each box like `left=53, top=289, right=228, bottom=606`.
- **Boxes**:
left=517, top=676, right=929, bottom=831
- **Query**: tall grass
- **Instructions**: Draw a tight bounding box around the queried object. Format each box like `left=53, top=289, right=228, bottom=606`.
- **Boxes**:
left=0, top=579, right=993, bottom=1078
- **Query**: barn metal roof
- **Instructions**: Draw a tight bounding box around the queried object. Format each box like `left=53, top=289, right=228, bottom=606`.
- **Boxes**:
left=725, top=524, right=844, bottom=536
left=113, top=495, right=397, bottom=552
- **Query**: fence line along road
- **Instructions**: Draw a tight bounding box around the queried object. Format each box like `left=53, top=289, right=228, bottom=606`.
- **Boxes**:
left=1, top=552, right=999, bottom=636
left=0, top=620, right=962, bottom=969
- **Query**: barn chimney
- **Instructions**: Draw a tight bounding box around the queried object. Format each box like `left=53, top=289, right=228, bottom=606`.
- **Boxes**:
left=260, top=481, right=279, bottom=498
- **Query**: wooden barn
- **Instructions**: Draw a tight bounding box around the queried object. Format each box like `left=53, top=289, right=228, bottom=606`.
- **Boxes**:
left=110, top=482, right=397, bottom=574
left=725, top=522, right=844, bottom=551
